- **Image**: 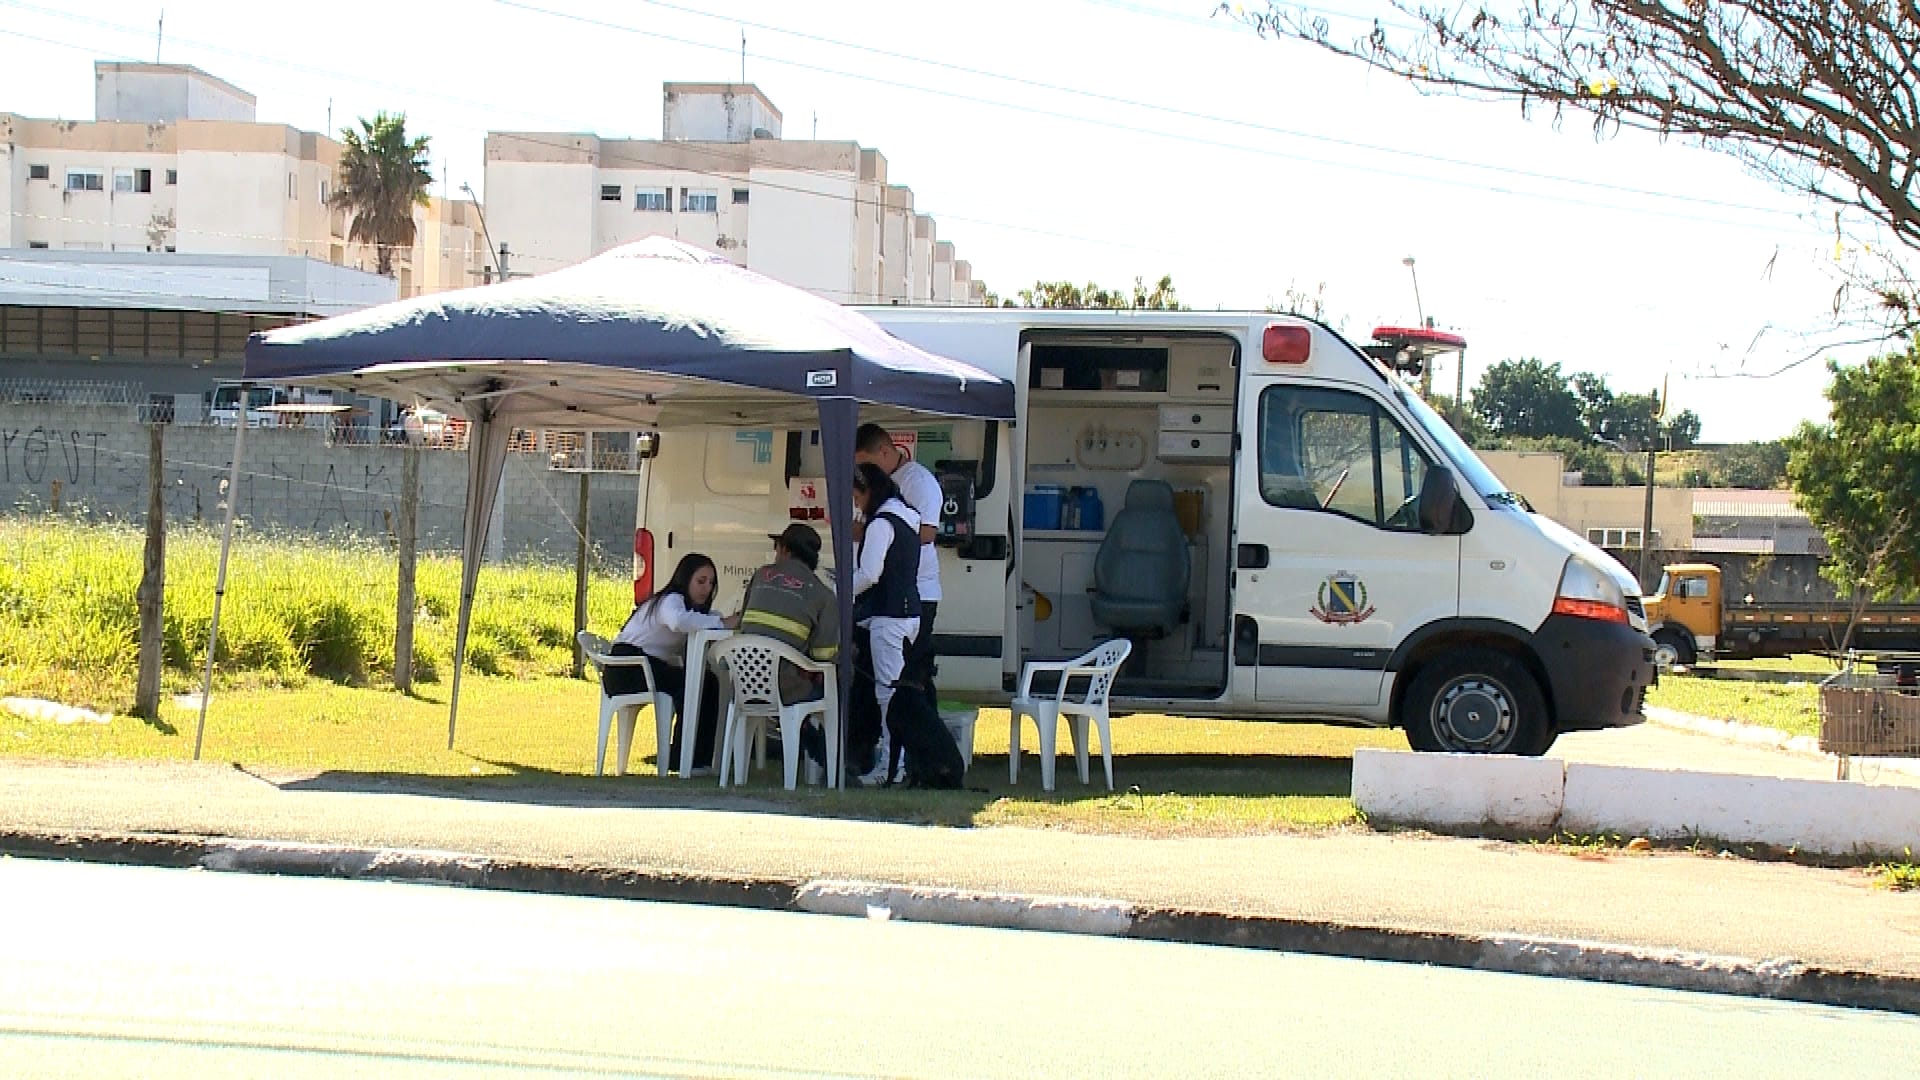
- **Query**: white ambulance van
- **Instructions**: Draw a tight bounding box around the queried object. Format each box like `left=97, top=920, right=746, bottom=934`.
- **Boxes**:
left=630, top=310, right=1655, bottom=755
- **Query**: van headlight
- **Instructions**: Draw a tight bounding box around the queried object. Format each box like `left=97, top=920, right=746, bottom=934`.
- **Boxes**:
left=1552, top=556, right=1630, bottom=624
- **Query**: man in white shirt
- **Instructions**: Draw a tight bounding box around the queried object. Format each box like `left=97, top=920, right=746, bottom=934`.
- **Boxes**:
left=855, top=422, right=944, bottom=697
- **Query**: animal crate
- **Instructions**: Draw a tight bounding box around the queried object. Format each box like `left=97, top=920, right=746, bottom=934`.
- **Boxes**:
left=1818, top=668, right=1920, bottom=758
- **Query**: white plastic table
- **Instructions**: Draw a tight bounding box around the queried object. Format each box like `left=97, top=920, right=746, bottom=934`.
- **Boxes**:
left=677, top=626, right=735, bottom=779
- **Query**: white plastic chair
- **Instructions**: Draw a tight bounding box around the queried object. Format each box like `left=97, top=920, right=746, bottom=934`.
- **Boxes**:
left=576, top=631, right=678, bottom=777
left=941, top=709, right=979, bottom=773
left=1008, top=639, right=1132, bottom=792
left=707, top=636, right=840, bottom=791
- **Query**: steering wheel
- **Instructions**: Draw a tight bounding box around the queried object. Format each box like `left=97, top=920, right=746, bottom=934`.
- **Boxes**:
left=1321, top=467, right=1350, bottom=509
left=1387, top=493, right=1421, bottom=529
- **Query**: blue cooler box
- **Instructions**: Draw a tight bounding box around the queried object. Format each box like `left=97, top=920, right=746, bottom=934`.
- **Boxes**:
left=1024, top=485, right=1064, bottom=530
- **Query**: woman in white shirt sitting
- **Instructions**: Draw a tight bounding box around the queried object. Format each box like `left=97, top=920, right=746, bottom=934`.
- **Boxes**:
left=611, top=553, right=737, bottom=771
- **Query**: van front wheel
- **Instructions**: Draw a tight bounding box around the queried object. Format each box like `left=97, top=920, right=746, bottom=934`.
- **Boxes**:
left=1402, top=650, right=1553, bottom=756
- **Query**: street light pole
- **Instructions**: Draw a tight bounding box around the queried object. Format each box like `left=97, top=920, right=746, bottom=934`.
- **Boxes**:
left=460, top=181, right=506, bottom=283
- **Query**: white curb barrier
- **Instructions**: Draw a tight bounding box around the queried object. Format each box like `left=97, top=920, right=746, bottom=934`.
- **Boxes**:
left=797, top=880, right=1135, bottom=936
left=1561, top=764, right=1920, bottom=857
left=1352, top=748, right=1565, bottom=831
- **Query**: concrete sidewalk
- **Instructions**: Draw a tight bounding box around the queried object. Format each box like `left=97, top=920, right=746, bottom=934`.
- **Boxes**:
left=2, top=755, right=1916, bottom=1013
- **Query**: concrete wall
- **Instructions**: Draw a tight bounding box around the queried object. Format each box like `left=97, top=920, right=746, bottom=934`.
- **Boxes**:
left=1481, top=449, right=1694, bottom=549
left=0, top=403, right=639, bottom=566
left=747, top=169, right=857, bottom=302
left=663, top=85, right=782, bottom=142
left=1352, top=747, right=1920, bottom=857
left=95, top=64, right=256, bottom=124
left=482, top=157, right=597, bottom=276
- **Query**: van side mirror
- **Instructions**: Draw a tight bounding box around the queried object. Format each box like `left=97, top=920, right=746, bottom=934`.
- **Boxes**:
left=1417, top=467, right=1468, bottom=535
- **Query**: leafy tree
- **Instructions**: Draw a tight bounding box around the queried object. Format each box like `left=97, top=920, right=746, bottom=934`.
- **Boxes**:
left=1788, top=345, right=1920, bottom=598
left=1662, top=409, right=1702, bottom=450
left=1716, top=439, right=1790, bottom=488
left=1428, top=393, right=1488, bottom=446
left=1607, top=391, right=1663, bottom=444
left=1570, top=372, right=1614, bottom=436
left=1472, top=357, right=1585, bottom=439
left=331, top=112, right=434, bottom=277
left=1015, top=275, right=1186, bottom=310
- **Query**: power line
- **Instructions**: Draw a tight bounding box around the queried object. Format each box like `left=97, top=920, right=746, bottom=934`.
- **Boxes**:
left=0, top=6, right=1822, bottom=259
left=502, top=0, right=1806, bottom=219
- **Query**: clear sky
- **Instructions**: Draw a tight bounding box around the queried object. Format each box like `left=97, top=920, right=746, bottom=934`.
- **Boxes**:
left=0, top=0, right=1890, bottom=442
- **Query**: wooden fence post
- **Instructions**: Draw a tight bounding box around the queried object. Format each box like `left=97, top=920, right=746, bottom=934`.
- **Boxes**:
left=394, top=446, right=421, bottom=693
left=134, top=423, right=165, bottom=720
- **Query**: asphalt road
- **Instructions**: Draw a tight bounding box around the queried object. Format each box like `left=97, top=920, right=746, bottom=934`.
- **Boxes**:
left=1, top=859, right=1913, bottom=1078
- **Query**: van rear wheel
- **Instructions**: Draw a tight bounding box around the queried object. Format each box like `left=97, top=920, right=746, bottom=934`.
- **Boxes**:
left=1403, top=650, right=1553, bottom=756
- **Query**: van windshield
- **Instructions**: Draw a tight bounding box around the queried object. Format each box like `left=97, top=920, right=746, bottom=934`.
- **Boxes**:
left=1393, top=383, right=1529, bottom=511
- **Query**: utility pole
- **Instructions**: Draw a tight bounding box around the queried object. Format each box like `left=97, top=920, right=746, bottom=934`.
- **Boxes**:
left=1402, top=256, right=1433, bottom=398
left=1640, top=383, right=1666, bottom=588
left=1641, top=443, right=1657, bottom=587
left=497, top=242, right=511, bottom=280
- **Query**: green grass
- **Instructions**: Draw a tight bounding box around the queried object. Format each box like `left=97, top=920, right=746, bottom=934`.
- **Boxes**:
left=1874, top=854, right=1920, bottom=891
left=1646, top=674, right=1821, bottom=738
left=0, top=516, right=634, bottom=711
left=1707, top=656, right=1844, bottom=676
left=2, top=673, right=1390, bottom=835
left=0, top=517, right=1388, bottom=836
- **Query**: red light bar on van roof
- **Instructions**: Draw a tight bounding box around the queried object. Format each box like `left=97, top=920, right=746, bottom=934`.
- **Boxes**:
left=1263, top=324, right=1312, bottom=365
left=1371, top=326, right=1468, bottom=352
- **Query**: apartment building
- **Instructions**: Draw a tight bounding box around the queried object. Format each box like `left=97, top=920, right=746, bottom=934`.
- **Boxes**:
left=484, top=83, right=988, bottom=304
left=1, top=61, right=487, bottom=297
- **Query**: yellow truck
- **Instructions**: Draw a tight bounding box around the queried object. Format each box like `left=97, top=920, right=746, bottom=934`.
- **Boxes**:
left=1644, top=562, right=1920, bottom=667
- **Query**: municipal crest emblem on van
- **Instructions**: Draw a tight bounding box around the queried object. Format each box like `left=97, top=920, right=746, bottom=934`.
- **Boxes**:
left=1311, top=574, right=1374, bottom=625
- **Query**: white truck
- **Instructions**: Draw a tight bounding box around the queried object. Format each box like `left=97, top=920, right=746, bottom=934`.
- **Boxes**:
left=628, top=309, right=1655, bottom=755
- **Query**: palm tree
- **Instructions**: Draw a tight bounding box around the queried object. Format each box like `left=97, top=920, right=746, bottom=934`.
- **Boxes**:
left=330, top=112, right=433, bottom=277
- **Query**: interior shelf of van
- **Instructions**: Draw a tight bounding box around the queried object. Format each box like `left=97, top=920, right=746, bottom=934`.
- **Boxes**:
left=1021, top=332, right=1238, bottom=698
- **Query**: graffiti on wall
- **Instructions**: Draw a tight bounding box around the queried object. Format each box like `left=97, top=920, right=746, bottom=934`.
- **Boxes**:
left=0, top=427, right=111, bottom=486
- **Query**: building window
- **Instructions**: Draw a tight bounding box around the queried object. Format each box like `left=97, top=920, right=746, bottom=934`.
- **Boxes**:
left=634, top=188, right=670, bottom=212
left=29, top=241, right=49, bottom=249
left=681, top=188, right=718, bottom=214
left=600, top=183, right=623, bottom=202
left=288, top=174, right=297, bottom=200
left=1587, top=527, right=1659, bottom=549
left=113, top=168, right=154, bottom=194
left=319, top=179, right=329, bottom=203
left=65, top=169, right=105, bottom=192
left=732, top=188, right=750, bottom=205
left=166, top=169, right=178, bottom=185
left=29, top=164, right=50, bottom=181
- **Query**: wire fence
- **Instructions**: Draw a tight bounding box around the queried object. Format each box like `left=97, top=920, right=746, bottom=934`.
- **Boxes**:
left=0, top=379, right=145, bottom=407
left=47, top=396, right=653, bottom=472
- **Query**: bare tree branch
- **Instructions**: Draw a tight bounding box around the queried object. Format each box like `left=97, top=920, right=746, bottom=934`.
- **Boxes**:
left=1230, top=0, right=1920, bottom=249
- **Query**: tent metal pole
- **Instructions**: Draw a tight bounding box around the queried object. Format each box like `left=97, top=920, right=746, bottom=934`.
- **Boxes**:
left=819, top=395, right=858, bottom=791
left=193, top=397, right=250, bottom=760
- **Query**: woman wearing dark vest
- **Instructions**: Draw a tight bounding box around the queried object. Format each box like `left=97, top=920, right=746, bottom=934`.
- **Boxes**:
left=850, top=462, right=923, bottom=786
